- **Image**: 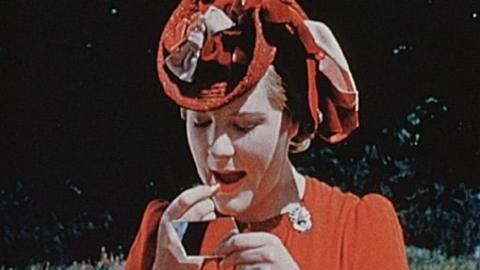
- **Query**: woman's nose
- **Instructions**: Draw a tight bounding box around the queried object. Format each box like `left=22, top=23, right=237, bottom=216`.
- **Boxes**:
left=209, top=133, right=235, bottom=159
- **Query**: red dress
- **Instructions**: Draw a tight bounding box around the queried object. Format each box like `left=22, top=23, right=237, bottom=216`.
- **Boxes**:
left=126, top=178, right=409, bottom=269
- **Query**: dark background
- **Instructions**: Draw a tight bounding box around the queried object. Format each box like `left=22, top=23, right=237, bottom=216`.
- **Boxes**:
left=1, top=0, right=479, bottom=266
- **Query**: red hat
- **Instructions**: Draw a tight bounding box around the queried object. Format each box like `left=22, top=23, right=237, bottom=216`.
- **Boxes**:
left=157, top=0, right=359, bottom=143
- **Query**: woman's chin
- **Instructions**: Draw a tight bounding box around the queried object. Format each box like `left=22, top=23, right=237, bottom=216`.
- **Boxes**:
left=213, top=195, right=251, bottom=218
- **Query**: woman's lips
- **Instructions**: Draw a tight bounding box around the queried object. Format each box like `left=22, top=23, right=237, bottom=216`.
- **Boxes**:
left=212, top=170, right=246, bottom=193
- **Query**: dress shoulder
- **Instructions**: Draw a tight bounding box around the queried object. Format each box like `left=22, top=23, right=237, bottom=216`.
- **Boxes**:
left=126, top=199, right=169, bottom=270
left=344, top=193, right=409, bottom=270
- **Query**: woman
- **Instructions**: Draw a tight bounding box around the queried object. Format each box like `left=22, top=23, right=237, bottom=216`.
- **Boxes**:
left=126, top=0, right=409, bottom=269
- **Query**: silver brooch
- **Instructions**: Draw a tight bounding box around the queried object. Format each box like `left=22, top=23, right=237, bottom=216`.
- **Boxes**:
left=287, top=204, right=312, bottom=233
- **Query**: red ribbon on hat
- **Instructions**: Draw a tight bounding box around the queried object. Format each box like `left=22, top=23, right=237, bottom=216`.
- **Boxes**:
left=158, top=0, right=359, bottom=143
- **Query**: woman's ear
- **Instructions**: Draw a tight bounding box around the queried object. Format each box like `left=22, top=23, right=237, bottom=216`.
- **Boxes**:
left=287, top=119, right=300, bottom=140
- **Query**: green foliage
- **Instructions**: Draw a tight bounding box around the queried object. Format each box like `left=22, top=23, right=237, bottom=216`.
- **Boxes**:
left=293, top=97, right=480, bottom=256
left=407, top=246, right=480, bottom=269
left=0, top=180, right=116, bottom=266
left=0, top=246, right=125, bottom=270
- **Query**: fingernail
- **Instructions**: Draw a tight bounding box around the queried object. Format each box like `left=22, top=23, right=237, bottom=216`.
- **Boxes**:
left=211, top=183, right=220, bottom=193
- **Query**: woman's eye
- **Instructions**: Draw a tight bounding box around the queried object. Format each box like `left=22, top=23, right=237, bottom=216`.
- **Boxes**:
left=234, top=123, right=257, bottom=133
left=193, top=119, right=212, bottom=128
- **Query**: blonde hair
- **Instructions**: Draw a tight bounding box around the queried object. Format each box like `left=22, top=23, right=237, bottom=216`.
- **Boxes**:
left=264, top=66, right=314, bottom=153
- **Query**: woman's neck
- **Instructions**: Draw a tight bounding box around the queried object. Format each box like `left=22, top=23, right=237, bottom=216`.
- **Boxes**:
left=235, top=161, right=305, bottom=223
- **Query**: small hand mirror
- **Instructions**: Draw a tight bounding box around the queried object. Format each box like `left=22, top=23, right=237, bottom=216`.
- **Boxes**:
left=172, top=217, right=238, bottom=258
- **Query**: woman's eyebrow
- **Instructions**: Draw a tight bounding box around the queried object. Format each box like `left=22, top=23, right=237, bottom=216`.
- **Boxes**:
left=232, top=112, right=267, bottom=122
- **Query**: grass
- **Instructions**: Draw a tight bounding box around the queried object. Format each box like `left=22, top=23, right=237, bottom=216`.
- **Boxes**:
left=407, top=246, right=480, bottom=270
left=2, top=246, right=479, bottom=269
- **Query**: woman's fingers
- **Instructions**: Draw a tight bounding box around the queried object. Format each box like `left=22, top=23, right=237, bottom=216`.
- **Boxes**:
left=219, top=246, right=272, bottom=269
left=200, top=211, right=217, bottom=221
left=155, top=185, right=219, bottom=269
left=234, top=263, right=271, bottom=270
left=216, top=232, right=279, bottom=256
left=217, top=233, right=299, bottom=270
left=164, top=184, right=219, bottom=220
left=181, top=198, right=215, bottom=221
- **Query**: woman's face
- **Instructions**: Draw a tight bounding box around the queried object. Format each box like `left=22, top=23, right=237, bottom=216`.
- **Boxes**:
left=186, top=75, right=295, bottom=219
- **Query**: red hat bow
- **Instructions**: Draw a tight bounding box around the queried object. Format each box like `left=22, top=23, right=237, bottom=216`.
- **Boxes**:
left=158, top=0, right=359, bottom=143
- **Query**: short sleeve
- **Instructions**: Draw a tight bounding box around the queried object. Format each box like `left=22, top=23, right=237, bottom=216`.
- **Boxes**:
left=345, top=194, right=409, bottom=270
left=126, top=199, right=169, bottom=270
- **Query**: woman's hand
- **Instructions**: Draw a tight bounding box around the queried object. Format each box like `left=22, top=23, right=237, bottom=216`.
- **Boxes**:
left=152, top=184, right=219, bottom=270
left=216, top=232, right=299, bottom=270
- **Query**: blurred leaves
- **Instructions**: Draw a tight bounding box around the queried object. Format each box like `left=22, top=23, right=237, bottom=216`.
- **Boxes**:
left=294, top=96, right=480, bottom=256
left=407, top=246, right=480, bottom=269
left=0, top=179, right=115, bottom=266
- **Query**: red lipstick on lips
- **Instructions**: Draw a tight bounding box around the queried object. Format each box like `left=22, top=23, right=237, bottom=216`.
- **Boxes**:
left=212, top=170, right=246, bottom=193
